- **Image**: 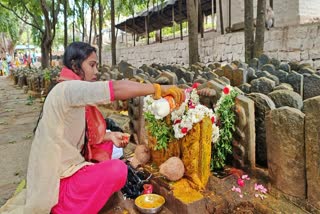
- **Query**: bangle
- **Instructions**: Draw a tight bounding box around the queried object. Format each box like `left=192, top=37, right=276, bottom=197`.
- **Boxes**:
left=153, top=83, right=161, bottom=99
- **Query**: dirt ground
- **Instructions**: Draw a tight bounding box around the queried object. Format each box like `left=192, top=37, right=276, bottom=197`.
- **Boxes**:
left=0, top=76, right=42, bottom=206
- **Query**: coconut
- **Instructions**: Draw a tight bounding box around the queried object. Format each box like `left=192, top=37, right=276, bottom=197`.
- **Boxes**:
left=159, top=157, right=185, bottom=181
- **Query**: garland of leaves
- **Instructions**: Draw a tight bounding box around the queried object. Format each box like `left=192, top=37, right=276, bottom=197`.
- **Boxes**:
left=211, top=86, right=239, bottom=170
left=144, top=112, right=174, bottom=150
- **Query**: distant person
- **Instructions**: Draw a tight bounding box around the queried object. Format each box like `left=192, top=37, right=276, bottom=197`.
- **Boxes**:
left=0, top=58, right=2, bottom=76
left=2, top=57, right=8, bottom=76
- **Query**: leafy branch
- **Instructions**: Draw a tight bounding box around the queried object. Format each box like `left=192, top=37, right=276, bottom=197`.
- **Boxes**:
left=211, top=89, right=238, bottom=170
left=144, top=112, right=173, bottom=150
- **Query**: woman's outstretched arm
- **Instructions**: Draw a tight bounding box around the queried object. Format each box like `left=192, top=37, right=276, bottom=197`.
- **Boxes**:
left=112, top=80, right=155, bottom=100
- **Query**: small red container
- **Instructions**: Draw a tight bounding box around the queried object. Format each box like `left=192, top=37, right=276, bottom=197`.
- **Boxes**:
left=142, top=184, right=153, bottom=194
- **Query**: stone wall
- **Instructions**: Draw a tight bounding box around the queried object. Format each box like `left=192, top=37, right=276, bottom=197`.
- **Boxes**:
left=103, top=23, right=320, bottom=70
left=215, top=0, right=320, bottom=30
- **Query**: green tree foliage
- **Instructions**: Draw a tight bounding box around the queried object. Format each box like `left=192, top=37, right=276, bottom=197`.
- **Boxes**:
left=0, top=10, right=20, bottom=47
left=0, top=0, right=62, bottom=68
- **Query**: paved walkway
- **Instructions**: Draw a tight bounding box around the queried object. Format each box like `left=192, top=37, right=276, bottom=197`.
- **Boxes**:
left=0, top=76, right=42, bottom=206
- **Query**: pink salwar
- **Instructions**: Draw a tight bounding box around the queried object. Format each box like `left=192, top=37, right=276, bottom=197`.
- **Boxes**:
left=51, top=142, right=127, bottom=214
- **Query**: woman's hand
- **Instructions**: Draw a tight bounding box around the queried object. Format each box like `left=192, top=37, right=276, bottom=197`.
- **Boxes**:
left=153, top=84, right=185, bottom=107
left=197, top=88, right=216, bottom=97
left=104, top=131, right=130, bottom=148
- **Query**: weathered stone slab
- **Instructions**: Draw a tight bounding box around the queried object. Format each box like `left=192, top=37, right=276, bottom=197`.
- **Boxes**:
left=156, top=71, right=178, bottom=85
left=302, top=96, right=320, bottom=210
left=279, top=62, right=291, bottom=73
left=261, top=64, right=276, bottom=74
left=247, top=93, right=276, bottom=167
left=233, top=68, right=247, bottom=87
left=206, top=71, right=219, bottom=80
left=247, top=67, right=257, bottom=83
left=205, top=80, right=225, bottom=103
left=266, top=107, right=305, bottom=199
left=288, top=61, right=300, bottom=71
left=250, top=77, right=275, bottom=95
left=273, top=69, right=288, bottom=83
left=286, top=71, right=303, bottom=97
left=233, top=95, right=255, bottom=169
left=270, top=58, right=280, bottom=70
left=123, top=66, right=137, bottom=79
left=238, top=83, right=251, bottom=94
left=214, top=68, right=224, bottom=77
left=249, top=58, right=259, bottom=70
left=218, top=76, right=230, bottom=85
left=298, top=67, right=316, bottom=75
left=118, top=60, right=132, bottom=74
left=222, top=64, right=235, bottom=84
left=128, top=97, right=147, bottom=144
left=303, top=74, right=320, bottom=100
left=268, top=90, right=303, bottom=110
left=273, top=83, right=293, bottom=91
left=258, top=54, right=271, bottom=68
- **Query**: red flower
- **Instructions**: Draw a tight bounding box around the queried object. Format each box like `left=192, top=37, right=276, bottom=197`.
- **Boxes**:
left=174, top=119, right=181, bottom=124
left=189, top=103, right=196, bottom=109
left=223, top=87, right=230, bottom=95
left=192, top=82, right=200, bottom=89
left=181, top=127, right=188, bottom=134
left=237, top=178, right=245, bottom=187
left=211, top=116, right=215, bottom=124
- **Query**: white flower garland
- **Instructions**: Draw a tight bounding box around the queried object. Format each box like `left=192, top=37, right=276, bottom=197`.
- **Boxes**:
left=143, top=86, right=220, bottom=144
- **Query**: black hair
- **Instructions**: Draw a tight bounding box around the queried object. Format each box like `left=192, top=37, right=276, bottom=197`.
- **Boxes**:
left=33, top=42, right=97, bottom=134
left=63, top=42, right=97, bottom=78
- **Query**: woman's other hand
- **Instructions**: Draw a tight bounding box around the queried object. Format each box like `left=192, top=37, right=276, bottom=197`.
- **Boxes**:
left=197, top=88, right=216, bottom=97
left=104, top=132, right=130, bottom=148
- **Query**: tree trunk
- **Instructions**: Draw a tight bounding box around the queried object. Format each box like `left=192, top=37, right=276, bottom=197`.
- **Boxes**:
left=82, top=0, right=85, bottom=41
left=179, top=0, right=183, bottom=40
left=98, top=0, right=102, bottom=66
left=89, top=0, right=95, bottom=44
left=93, top=9, right=97, bottom=45
left=254, top=0, right=266, bottom=58
left=64, top=0, right=68, bottom=49
left=187, top=0, right=199, bottom=66
left=111, top=0, right=116, bottom=66
left=73, top=3, right=75, bottom=42
left=244, top=0, right=254, bottom=63
left=219, top=0, right=224, bottom=34
left=41, top=35, right=51, bottom=68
